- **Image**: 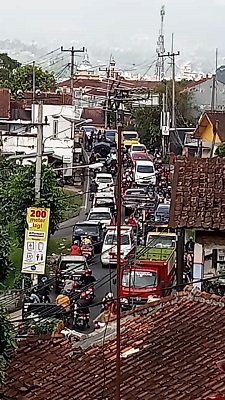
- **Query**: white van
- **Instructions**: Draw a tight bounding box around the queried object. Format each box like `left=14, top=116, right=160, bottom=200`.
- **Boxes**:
left=134, top=160, right=156, bottom=185
left=101, top=226, right=135, bottom=268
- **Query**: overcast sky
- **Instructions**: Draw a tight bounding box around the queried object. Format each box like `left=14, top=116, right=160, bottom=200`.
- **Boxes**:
left=1, top=0, right=225, bottom=64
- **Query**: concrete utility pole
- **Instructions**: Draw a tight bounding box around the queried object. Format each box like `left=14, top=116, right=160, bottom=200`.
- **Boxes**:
left=99, top=66, right=110, bottom=129
left=32, top=61, right=35, bottom=124
left=61, top=46, right=85, bottom=99
left=158, top=51, right=180, bottom=128
left=33, top=100, right=44, bottom=286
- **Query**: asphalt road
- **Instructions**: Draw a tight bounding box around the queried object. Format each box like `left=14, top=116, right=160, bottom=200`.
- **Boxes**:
left=53, top=150, right=117, bottom=326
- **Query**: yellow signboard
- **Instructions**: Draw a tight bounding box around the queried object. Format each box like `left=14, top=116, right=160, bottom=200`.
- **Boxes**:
left=22, top=207, right=50, bottom=275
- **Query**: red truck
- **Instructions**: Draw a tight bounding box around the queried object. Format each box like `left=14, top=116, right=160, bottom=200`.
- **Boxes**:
left=120, top=245, right=176, bottom=306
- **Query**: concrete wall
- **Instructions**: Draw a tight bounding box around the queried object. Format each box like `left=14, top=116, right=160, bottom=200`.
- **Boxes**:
left=190, top=78, right=225, bottom=115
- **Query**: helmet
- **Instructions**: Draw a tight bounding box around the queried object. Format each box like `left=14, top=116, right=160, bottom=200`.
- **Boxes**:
left=41, top=277, right=47, bottom=283
left=74, top=240, right=79, bottom=245
left=80, top=292, right=87, bottom=299
left=85, top=269, right=92, bottom=275
left=189, top=236, right=193, bottom=241
left=106, top=292, right=114, bottom=300
left=62, top=289, right=68, bottom=295
left=73, top=282, right=79, bottom=289
left=87, top=236, right=92, bottom=240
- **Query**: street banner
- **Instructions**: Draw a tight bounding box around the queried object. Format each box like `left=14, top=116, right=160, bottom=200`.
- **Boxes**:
left=22, top=207, right=50, bottom=275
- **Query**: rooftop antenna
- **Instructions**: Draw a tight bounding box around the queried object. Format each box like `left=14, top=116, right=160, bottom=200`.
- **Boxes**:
left=155, top=5, right=166, bottom=80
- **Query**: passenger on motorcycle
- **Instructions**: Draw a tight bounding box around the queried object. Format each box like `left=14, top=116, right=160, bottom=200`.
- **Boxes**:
left=56, top=289, right=71, bottom=312
left=82, top=236, right=93, bottom=247
left=64, top=274, right=75, bottom=292
left=127, top=213, right=137, bottom=227
left=26, top=288, right=40, bottom=304
left=70, top=241, right=82, bottom=256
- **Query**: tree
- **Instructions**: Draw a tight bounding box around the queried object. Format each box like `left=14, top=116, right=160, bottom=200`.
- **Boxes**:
left=216, top=143, right=225, bottom=158
left=5, top=64, right=56, bottom=93
left=0, top=53, right=21, bottom=85
left=129, top=106, right=161, bottom=148
left=0, top=227, right=13, bottom=282
left=6, top=163, right=65, bottom=244
left=0, top=308, right=17, bottom=385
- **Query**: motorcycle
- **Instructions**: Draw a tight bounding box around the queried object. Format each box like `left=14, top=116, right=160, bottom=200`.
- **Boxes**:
left=74, top=312, right=90, bottom=330
left=81, top=243, right=94, bottom=260
left=86, top=286, right=95, bottom=304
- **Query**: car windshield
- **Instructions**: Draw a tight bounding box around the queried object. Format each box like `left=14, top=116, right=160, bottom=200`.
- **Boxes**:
left=122, top=271, right=158, bottom=288
left=96, top=198, right=114, bottom=206
left=132, top=146, right=145, bottom=152
left=89, top=212, right=111, bottom=220
left=137, top=165, right=154, bottom=173
left=147, top=236, right=176, bottom=248
left=125, top=190, right=146, bottom=196
left=74, top=225, right=99, bottom=234
left=123, top=133, right=138, bottom=140
left=157, top=206, right=170, bottom=214
left=60, top=262, right=85, bottom=272
left=106, top=131, right=116, bottom=138
left=105, top=233, right=130, bottom=245
left=97, top=177, right=112, bottom=183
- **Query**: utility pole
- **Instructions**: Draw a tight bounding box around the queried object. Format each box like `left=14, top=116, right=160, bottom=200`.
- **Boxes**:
left=176, top=228, right=185, bottom=291
left=33, top=100, right=44, bottom=286
left=99, top=66, right=110, bottom=129
left=61, top=46, right=85, bottom=99
left=159, top=51, right=180, bottom=128
left=32, top=61, right=35, bottom=124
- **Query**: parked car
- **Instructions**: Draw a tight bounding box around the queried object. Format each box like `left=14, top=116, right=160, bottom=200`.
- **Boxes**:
left=72, top=221, right=105, bottom=253
left=134, top=160, right=156, bottom=186
left=55, top=255, right=88, bottom=294
left=87, top=207, right=114, bottom=227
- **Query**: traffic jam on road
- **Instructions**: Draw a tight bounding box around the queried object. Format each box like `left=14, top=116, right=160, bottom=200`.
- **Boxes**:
left=23, top=128, right=194, bottom=332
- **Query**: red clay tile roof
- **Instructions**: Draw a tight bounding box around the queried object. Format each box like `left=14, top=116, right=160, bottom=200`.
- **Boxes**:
left=194, top=111, right=225, bottom=142
left=2, top=287, right=225, bottom=400
left=22, top=91, right=73, bottom=106
left=0, top=88, right=11, bottom=119
left=81, top=107, right=104, bottom=126
left=169, top=156, right=225, bottom=230
left=181, top=77, right=212, bottom=92
left=58, top=77, right=159, bottom=91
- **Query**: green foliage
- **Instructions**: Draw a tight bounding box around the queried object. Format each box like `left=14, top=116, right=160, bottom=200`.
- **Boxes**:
left=0, top=308, right=17, bottom=385
left=3, top=64, right=56, bottom=93
left=21, top=318, right=60, bottom=335
left=6, top=163, right=65, bottom=245
left=130, top=106, right=161, bottom=147
left=47, top=237, right=71, bottom=256
left=0, top=227, right=14, bottom=283
left=62, top=192, right=82, bottom=221
left=0, top=53, right=21, bottom=83
left=215, top=143, right=225, bottom=158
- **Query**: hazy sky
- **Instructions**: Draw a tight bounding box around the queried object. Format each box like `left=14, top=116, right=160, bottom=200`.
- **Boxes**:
left=1, top=0, right=225, bottom=63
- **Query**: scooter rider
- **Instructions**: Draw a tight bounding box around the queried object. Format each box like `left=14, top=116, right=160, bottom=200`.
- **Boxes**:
left=39, top=277, right=51, bottom=303
left=127, top=213, right=137, bottom=227
left=80, top=269, right=96, bottom=287
left=102, top=292, right=115, bottom=314
left=70, top=241, right=82, bottom=256
left=74, top=292, right=90, bottom=327
left=64, top=274, right=75, bottom=292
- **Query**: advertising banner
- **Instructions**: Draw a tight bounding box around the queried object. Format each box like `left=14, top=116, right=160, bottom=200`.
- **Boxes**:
left=22, top=207, right=50, bottom=275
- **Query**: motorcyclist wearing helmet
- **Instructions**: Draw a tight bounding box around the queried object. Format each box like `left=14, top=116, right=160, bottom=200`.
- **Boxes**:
left=74, top=292, right=90, bottom=326
left=56, top=289, right=71, bottom=312
left=39, top=277, right=51, bottom=303
left=127, top=213, right=137, bottom=227
left=102, top=292, right=115, bottom=314
left=70, top=240, right=82, bottom=256
left=80, top=269, right=96, bottom=287
left=25, top=288, right=40, bottom=304
left=82, top=236, right=92, bottom=247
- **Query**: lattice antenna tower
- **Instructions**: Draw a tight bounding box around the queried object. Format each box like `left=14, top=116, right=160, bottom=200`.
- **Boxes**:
left=155, top=5, right=166, bottom=80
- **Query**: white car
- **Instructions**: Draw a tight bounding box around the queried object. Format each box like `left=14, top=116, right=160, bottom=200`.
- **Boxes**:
left=95, top=173, right=114, bottom=194
left=93, top=192, right=115, bottom=210
left=87, top=207, right=114, bottom=227
left=134, top=160, right=156, bottom=185
left=101, top=226, right=135, bottom=268
left=129, top=143, right=147, bottom=157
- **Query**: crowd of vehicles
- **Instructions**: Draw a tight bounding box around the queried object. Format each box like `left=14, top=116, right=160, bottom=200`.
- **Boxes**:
left=22, top=129, right=195, bottom=332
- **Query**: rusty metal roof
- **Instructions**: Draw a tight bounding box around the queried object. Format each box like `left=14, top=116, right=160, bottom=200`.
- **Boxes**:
left=169, top=156, right=225, bottom=230
left=0, top=88, right=10, bottom=119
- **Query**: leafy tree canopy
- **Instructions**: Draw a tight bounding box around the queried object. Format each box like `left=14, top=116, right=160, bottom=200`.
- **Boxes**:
left=0, top=227, right=13, bottom=282
left=4, top=162, right=65, bottom=244
left=1, top=63, right=56, bottom=93
left=0, top=308, right=17, bottom=385
left=0, top=53, right=21, bottom=84
left=215, top=143, right=225, bottom=158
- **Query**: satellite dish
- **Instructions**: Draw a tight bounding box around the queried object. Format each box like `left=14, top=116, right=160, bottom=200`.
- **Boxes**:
left=216, top=65, right=225, bottom=84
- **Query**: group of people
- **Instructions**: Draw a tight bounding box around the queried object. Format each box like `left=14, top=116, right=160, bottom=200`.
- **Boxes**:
left=70, top=236, right=93, bottom=256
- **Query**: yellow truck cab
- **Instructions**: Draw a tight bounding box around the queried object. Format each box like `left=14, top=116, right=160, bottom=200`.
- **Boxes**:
left=116, top=131, right=139, bottom=149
